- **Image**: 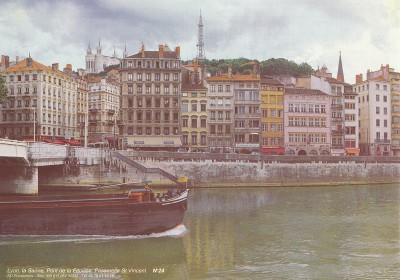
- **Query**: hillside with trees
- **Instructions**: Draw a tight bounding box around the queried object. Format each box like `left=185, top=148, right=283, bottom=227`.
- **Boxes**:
left=183, top=58, right=314, bottom=77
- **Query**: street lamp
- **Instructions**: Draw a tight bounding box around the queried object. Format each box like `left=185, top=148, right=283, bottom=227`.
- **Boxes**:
left=84, top=91, right=89, bottom=148
left=31, top=106, right=36, bottom=141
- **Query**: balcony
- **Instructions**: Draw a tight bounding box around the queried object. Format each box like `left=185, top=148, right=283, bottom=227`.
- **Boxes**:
left=332, top=130, right=344, bottom=135
left=107, top=109, right=116, bottom=114
left=374, top=139, right=390, bottom=144
left=331, top=104, right=343, bottom=110
left=106, top=120, right=114, bottom=125
left=331, top=117, right=343, bottom=122
left=89, top=109, right=98, bottom=113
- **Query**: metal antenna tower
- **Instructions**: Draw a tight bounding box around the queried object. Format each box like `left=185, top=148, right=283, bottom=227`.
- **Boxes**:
left=196, top=10, right=205, bottom=60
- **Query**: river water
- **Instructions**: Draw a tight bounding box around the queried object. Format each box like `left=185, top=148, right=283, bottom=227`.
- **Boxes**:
left=0, top=184, right=399, bottom=279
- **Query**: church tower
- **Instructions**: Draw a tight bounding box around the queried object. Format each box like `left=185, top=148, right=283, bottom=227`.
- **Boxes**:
left=337, top=51, right=344, bottom=82
left=96, top=38, right=102, bottom=54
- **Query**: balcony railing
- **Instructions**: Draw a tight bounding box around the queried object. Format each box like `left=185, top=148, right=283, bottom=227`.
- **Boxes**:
left=332, top=130, right=344, bottom=135
left=107, top=109, right=116, bottom=114
left=374, top=139, right=390, bottom=144
left=331, top=104, right=343, bottom=110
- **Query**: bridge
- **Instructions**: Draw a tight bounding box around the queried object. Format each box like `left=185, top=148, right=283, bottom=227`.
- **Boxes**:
left=0, top=139, right=182, bottom=195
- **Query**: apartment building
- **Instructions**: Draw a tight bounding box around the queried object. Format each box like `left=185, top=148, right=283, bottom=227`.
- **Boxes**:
left=354, top=73, right=391, bottom=156
left=119, top=44, right=182, bottom=151
left=284, top=88, right=331, bottom=155
left=260, top=77, right=285, bottom=155
left=87, top=77, right=120, bottom=147
left=205, top=69, right=235, bottom=153
left=364, top=64, right=400, bottom=156
left=1, top=57, right=78, bottom=141
left=181, top=61, right=208, bottom=151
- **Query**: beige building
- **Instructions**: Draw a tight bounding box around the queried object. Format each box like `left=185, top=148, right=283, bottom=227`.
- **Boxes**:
left=1, top=57, right=78, bottom=142
left=119, top=44, right=182, bottom=150
left=181, top=61, right=208, bottom=151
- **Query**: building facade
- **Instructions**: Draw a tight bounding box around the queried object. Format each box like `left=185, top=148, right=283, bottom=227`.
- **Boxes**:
left=354, top=73, right=391, bottom=156
left=260, top=77, right=285, bottom=155
left=181, top=61, right=208, bottom=151
left=284, top=88, right=331, bottom=156
left=87, top=77, right=120, bottom=147
left=364, top=64, right=400, bottom=156
left=119, top=44, right=182, bottom=151
left=1, top=58, right=78, bottom=141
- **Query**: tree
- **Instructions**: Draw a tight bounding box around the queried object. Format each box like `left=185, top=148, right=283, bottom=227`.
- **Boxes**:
left=0, top=75, right=8, bottom=103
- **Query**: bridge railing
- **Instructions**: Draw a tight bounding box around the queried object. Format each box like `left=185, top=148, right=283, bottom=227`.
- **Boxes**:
left=26, top=142, right=68, bottom=159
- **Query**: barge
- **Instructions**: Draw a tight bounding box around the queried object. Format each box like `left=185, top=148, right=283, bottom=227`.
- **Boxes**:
left=0, top=188, right=188, bottom=236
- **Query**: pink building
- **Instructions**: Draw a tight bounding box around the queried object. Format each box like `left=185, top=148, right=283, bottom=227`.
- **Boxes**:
left=284, top=88, right=331, bottom=155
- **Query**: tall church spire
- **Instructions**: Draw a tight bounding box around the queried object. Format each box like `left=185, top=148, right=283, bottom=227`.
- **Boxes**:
left=337, top=51, right=344, bottom=82
left=196, top=10, right=205, bottom=60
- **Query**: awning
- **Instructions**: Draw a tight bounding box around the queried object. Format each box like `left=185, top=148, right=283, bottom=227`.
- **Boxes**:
left=106, top=136, right=118, bottom=141
left=345, top=148, right=360, bottom=155
left=127, top=136, right=182, bottom=147
left=64, top=139, right=82, bottom=146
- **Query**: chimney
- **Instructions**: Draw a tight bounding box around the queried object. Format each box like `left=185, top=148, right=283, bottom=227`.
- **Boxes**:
left=63, top=64, right=73, bottom=73
left=16, top=56, right=19, bottom=63
left=158, top=44, right=164, bottom=58
left=228, top=65, right=232, bottom=79
left=175, top=46, right=180, bottom=59
left=26, top=57, right=33, bottom=68
left=52, top=63, right=59, bottom=71
left=141, top=43, right=145, bottom=58
left=355, top=74, right=363, bottom=84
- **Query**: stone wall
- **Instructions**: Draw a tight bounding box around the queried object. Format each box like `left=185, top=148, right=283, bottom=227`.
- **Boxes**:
left=135, top=160, right=400, bottom=186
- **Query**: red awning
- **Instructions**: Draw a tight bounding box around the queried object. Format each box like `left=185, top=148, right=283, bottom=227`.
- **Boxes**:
left=64, top=139, right=82, bottom=146
left=106, top=136, right=117, bottom=141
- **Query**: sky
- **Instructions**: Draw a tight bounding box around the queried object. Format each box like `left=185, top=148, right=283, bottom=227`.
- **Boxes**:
left=1, top=0, right=399, bottom=84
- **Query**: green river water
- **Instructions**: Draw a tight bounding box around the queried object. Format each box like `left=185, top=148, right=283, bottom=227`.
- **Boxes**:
left=0, top=184, right=399, bottom=279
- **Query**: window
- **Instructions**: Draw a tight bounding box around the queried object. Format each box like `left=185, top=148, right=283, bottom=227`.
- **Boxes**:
left=376, top=119, right=380, bottom=127
left=218, top=85, right=223, bottom=92
left=155, top=73, right=160, bottom=81
left=376, top=94, right=380, bottom=101
left=164, top=73, right=169, bottom=81
left=164, top=86, right=170, bottom=94
left=192, top=118, right=197, bottom=128
left=376, top=107, right=380, bottom=114
left=137, top=73, right=142, bottom=81
left=200, top=103, right=206, bottom=112
left=225, top=85, right=231, bottom=92
left=146, top=73, right=151, bottom=81
left=164, top=127, right=170, bottom=135
left=191, top=103, right=197, bottom=112
left=384, top=107, right=388, bottom=115
left=289, top=104, right=294, bottom=112
left=128, top=73, right=133, bottom=81
left=384, top=119, right=388, bottom=127
left=210, top=85, right=215, bottom=92
left=200, top=118, right=206, bottom=128
left=262, top=109, right=268, bottom=117
left=192, top=135, right=197, bottom=145
left=173, top=73, right=179, bottom=81
left=270, top=109, right=276, bottom=117
left=383, top=95, right=387, bottom=102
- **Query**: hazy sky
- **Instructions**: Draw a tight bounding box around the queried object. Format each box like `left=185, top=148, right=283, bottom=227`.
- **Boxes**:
left=1, top=0, right=399, bottom=83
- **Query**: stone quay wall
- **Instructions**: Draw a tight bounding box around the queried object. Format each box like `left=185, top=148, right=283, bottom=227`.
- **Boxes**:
left=134, top=159, right=400, bottom=187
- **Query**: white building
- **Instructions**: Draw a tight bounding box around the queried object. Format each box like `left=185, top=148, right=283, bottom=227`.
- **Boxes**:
left=354, top=74, right=391, bottom=156
left=85, top=40, right=121, bottom=74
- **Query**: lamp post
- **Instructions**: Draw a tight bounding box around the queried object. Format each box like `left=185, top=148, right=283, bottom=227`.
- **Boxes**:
left=31, top=106, right=36, bottom=141
left=84, top=91, right=88, bottom=148
left=113, top=112, right=116, bottom=150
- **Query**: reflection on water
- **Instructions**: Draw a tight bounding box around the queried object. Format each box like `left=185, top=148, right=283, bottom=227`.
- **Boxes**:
left=0, top=184, right=399, bottom=279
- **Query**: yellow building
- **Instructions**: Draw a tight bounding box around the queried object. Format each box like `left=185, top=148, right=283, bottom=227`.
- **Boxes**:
left=181, top=61, right=208, bottom=151
left=260, top=77, right=285, bottom=155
